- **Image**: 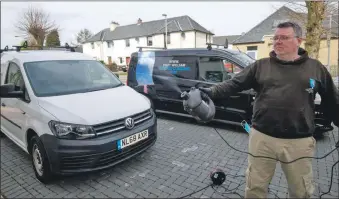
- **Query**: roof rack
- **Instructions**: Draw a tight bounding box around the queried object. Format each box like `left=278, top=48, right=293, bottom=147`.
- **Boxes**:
left=0, top=41, right=77, bottom=53
left=137, top=46, right=166, bottom=52
left=206, top=38, right=229, bottom=50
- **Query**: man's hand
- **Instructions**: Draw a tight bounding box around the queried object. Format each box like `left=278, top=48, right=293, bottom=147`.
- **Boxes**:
left=199, top=87, right=213, bottom=98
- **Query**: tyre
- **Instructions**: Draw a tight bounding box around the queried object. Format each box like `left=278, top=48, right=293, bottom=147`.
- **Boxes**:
left=30, top=135, right=54, bottom=183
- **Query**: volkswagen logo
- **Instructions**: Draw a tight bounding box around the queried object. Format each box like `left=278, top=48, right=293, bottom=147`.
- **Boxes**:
left=125, top=117, right=135, bottom=129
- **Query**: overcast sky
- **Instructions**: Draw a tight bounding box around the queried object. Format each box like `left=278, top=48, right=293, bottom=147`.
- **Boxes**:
left=1, top=1, right=286, bottom=48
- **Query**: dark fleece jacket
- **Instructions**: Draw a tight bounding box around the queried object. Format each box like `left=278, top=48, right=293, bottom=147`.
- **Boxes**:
left=210, top=48, right=339, bottom=139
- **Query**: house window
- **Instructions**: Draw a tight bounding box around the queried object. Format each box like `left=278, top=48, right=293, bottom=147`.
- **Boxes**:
left=91, top=43, right=94, bottom=49
left=119, top=57, right=123, bottom=64
left=147, top=36, right=153, bottom=46
left=181, top=32, right=186, bottom=39
left=167, top=34, right=171, bottom=44
left=246, top=46, right=258, bottom=59
left=125, top=39, right=130, bottom=47
left=107, top=41, right=113, bottom=48
left=135, top=37, right=139, bottom=43
left=206, top=34, right=211, bottom=43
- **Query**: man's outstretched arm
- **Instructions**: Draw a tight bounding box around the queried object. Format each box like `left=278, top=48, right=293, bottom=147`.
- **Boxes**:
left=200, top=62, right=258, bottom=99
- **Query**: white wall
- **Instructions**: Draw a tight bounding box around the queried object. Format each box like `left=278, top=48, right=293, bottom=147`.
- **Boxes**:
left=83, top=42, right=103, bottom=60
left=195, top=31, right=212, bottom=48
left=82, top=30, right=214, bottom=66
left=103, top=36, right=148, bottom=65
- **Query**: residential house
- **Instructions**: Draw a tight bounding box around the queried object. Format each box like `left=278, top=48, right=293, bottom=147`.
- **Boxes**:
left=212, top=35, right=242, bottom=50
left=232, top=6, right=338, bottom=67
left=82, top=15, right=214, bottom=66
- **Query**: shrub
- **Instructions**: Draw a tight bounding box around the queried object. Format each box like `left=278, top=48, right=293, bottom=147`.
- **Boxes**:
left=106, top=62, right=118, bottom=72
left=99, top=60, right=105, bottom=65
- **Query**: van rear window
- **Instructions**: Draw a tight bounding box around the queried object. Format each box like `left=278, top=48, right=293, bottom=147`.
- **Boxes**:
left=153, top=56, right=197, bottom=80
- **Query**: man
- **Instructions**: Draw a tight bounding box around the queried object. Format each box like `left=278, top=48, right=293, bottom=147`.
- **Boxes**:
left=200, top=21, right=339, bottom=198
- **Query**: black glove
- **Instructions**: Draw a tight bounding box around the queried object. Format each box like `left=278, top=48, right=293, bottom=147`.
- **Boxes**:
left=199, top=87, right=213, bottom=98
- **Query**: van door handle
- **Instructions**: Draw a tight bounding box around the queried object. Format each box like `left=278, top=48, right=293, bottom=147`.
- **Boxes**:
left=1, top=103, right=6, bottom=107
left=230, top=96, right=240, bottom=99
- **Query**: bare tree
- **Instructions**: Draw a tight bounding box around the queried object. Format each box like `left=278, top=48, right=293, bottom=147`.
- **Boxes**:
left=15, top=6, right=58, bottom=47
left=278, top=1, right=338, bottom=59
left=76, top=28, right=93, bottom=44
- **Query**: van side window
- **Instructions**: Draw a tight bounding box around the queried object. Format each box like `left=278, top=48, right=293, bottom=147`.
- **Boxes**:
left=5, top=63, right=25, bottom=91
left=198, top=57, right=230, bottom=83
left=5, top=62, right=30, bottom=102
left=154, top=56, right=197, bottom=80
left=223, top=60, right=242, bottom=74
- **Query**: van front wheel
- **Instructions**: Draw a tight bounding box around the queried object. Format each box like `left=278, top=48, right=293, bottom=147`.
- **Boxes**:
left=30, top=135, right=53, bottom=183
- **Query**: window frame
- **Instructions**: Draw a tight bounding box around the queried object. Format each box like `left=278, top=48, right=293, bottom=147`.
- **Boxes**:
left=147, top=36, right=153, bottom=46
left=5, top=62, right=31, bottom=103
left=125, top=39, right=130, bottom=47
left=197, top=56, right=230, bottom=83
left=107, top=41, right=113, bottom=48
left=246, top=46, right=258, bottom=60
left=246, top=50, right=257, bottom=60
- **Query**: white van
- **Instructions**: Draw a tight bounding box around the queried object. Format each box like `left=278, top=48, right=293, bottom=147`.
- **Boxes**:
left=0, top=49, right=157, bottom=183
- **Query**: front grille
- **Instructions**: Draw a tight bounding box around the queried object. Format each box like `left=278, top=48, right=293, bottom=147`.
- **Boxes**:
left=59, top=133, right=156, bottom=171
left=92, top=109, right=152, bottom=136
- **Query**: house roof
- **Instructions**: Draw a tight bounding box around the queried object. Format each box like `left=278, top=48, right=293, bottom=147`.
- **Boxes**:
left=85, top=15, right=213, bottom=43
left=212, top=35, right=242, bottom=45
left=233, top=6, right=339, bottom=44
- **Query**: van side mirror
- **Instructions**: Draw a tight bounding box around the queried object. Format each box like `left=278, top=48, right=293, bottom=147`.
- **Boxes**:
left=0, top=84, right=24, bottom=98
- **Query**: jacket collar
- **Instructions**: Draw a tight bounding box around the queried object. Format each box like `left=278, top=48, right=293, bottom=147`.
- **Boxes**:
left=269, top=48, right=309, bottom=65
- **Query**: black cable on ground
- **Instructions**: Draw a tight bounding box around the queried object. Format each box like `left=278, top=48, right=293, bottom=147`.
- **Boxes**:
left=178, top=127, right=338, bottom=199
left=319, top=160, right=339, bottom=199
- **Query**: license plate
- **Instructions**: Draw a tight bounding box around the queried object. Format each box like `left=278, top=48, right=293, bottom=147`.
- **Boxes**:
left=117, top=130, right=148, bottom=150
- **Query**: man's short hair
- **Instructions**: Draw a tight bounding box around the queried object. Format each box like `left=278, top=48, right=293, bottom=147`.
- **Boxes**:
left=277, top=21, right=302, bottom=38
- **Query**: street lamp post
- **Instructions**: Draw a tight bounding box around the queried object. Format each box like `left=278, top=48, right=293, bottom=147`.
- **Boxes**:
left=327, top=14, right=332, bottom=70
left=162, top=14, right=167, bottom=49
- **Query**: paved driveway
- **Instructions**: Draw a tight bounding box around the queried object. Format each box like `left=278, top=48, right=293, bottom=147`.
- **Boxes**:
left=1, top=114, right=338, bottom=198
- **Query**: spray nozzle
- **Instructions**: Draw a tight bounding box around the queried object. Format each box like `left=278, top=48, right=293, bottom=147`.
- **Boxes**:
left=180, top=91, right=189, bottom=100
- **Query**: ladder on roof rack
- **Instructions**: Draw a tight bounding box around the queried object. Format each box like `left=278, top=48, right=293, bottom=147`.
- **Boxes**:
left=0, top=41, right=78, bottom=53
left=137, top=46, right=166, bottom=52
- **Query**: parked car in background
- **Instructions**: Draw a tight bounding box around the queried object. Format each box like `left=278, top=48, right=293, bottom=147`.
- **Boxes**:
left=0, top=45, right=157, bottom=183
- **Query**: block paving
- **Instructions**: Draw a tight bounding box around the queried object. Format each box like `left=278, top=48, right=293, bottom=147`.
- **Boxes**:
left=1, top=114, right=338, bottom=198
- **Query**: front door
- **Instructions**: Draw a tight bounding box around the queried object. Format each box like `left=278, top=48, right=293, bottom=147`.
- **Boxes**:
left=197, top=56, right=252, bottom=123
left=126, top=57, right=131, bottom=66
left=108, top=56, right=112, bottom=65
left=1, top=62, right=30, bottom=148
left=152, top=55, right=199, bottom=114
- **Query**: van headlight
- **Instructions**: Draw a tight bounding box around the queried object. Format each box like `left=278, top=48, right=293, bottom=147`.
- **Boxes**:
left=48, top=121, right=96, bottom=139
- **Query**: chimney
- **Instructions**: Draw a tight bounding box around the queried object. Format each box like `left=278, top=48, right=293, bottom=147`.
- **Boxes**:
left=137, top=18, right=142, bottom=25
left=110, top=21, right=119, bottom=31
